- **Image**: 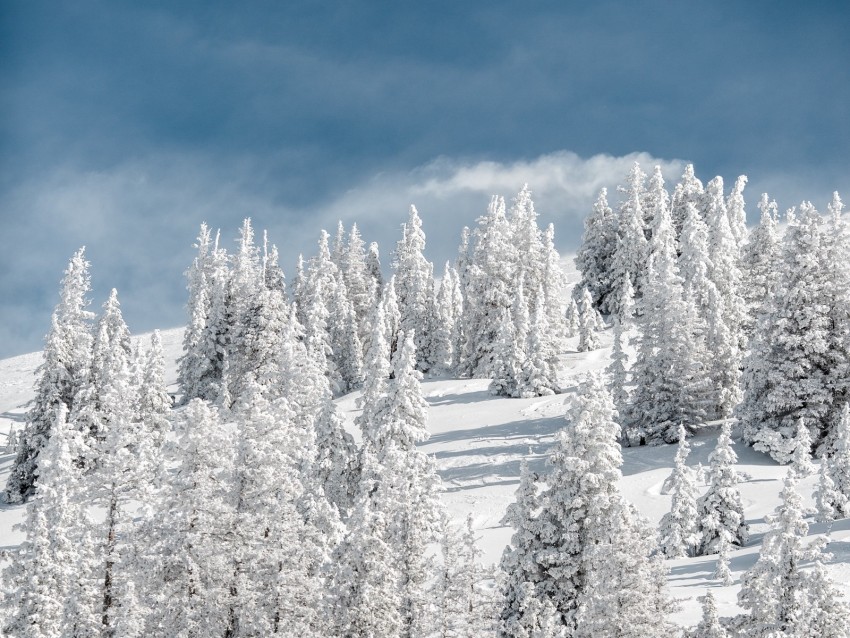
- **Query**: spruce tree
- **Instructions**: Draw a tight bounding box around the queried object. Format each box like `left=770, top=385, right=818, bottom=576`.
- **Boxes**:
left=489, top=306, right=523, bottom=398
left=624, top=195, right=705, bottom=445
left=739, top=203, right=833, bottom=462
left=576, top=287, right=599, bottom=352
left=823, top=403, right=850, bottom=518
left=695, top=423, right=749, bottom=555
left=689, top=591, right=728, bottom=638
left=609, top=163, right=649, bottom=320
left=5, top=248, right=94, bottom=503
left=725, top=174, right=749, bottom=250
left=659, top=425, right=699, bottom=558
left=740, top=194, right=780, bottom=336
left=670, top=163, right=705, bottom=244
left=575, top=188, right=618, bottom=314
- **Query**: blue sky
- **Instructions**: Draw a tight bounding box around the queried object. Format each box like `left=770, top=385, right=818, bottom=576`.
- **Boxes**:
left=1, top=1, right=848, bottom=358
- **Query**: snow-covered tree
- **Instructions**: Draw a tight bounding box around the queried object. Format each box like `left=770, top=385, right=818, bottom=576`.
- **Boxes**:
left=328, top=277, right=364, bottom=394
left=623, top=195, right=705, bottom=445
left=671, top=163, right=705, bottom=244
left=433, top=262, right=459, bottom=372
left=659, top=425, right=699, bottom=558
left=738, top=472, right=848, bottom=637
left=519, top=288, right=560, bottom=397
left=576, top=287, right=599, bottom=352
left=394, top=206, right=439, bottom=373
left=564, top=297, right=579, bottom=339
left=5, top=248, right=94, bottom=503
left=798, top=558, right=850, bottom=637
left=532, top=373, right=673, bottom=634
left=609, top=163, right=649, bottom=320
left=607, top=317, right=630, bottom=426
left=791, top=417, right=815, bottom=477
left=499, top=458, right=544, bottom=636
left=459, top=196, right=518, bottom=377
left=1, top=405, right=93, bottom=637
left=696, top=423, right=749, bottom=555
left=489, top=306, right=523, bottom=398
left=714, top=531, right=734, bottom=586
left=689, top=591, right=728, bottom=638
left=540, top=223, right=569, bottom=349
left=140, top=399, right=236, bottom=637
left=740, top=194, right=780, bottom=336
left=575, top=188, right=618, bottom=314
left=739, top=203, right=833, bottom=462
left=725, top=175, right=748, bottom=250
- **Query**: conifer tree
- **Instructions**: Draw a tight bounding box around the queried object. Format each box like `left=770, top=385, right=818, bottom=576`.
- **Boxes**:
left=670, top=163, right=704, bottom=244
left=738, top=472, right=848, bottom=636
left=499, top=459, right=544, bottom=636
left=739, top=203, right=833, bottom=461
left=5, top=248, right=94, bottom=503
left=394, top=206, right=439, bottom=372
left=714, top=531, right=734, bottom=586
left=609, top=163, right=649, bottom=320
left=459, top=196, right=517, bottom=377
left=433, top=262, right=458, bottom=372
left=659, top=425, right=699, bottom=558
left=607, top=317, right=630, bottom=426
left=798, top=558, right=850, bottom=637
left=564, top=297, right=579, bottom=338
left=725, top=175, right=749, bottom=250
left=814, top=455, right=845, bottom=523
left=791, top=417, right=815, bottom=477
left=137, top=331, right=171, bottom=449
left=575, top=188, right=618, bottom=314
left=689, top=591, right=728, bottom=638
left=540, top=223, right=569, bottom=349
left=532, top=373, right=672, bottom=634
left=740, top=194, right=780, bottom=336
left=696, top=423, right=748, bottom=555
left=519, top=288, right=560, bottom=397
left=328, top=277, right=364, bottom=394
left=624, top=196, right=704, bottom=445
left=576, top=287, right=599, bottom=352
left=178, top=224, right=215, bottom=403
left=489, top=306, right=523, bottom=398
left=1, top=405, right=90, bottom=637
left=140, top=399, right=235, bottom=637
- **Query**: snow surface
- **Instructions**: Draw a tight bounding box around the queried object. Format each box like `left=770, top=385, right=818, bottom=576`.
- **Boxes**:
left=1, top=321, right=849, bottom=630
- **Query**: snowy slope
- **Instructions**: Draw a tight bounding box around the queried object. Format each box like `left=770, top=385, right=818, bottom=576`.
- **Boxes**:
left=1, top=324, right=849, bottom=630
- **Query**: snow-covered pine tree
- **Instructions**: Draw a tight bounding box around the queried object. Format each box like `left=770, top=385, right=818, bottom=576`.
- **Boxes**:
left=540, top=223, right=569, bottom=349
left=564, top=297, right=579, bottom=338
left=739, top=203, right=833, bottom=462
left=366, top=241, right=384, bottom=302
left=576, top=287, right=599, bottom=352
left=135, top=331, right=171, bottom=488
left=737, top=471, right=848, bottom=636
left=740, top=194, right=780, bottom=337
left=624, top=193, right=704, bottom=445
left=185, top=231, right=230, bottom=403
left=725, top=175, right=748, bottom=250
left=608, top=163, right=649, bottom=321
left=659, top=425, right=699, bottom=558
left=178, top=223, right=216, bottom=404
left=607, top=316, right=630, bottom=428
left=499, top=458, right=544, bottom=637
left=71, top=289, right=151, bottom=634
left=224, top=384, right=324, bottom=636
left=689, top=591, right=728, bottom=638
left=5, top=248, right=94, bottom=503
left=798, top=558, right=850, bottom=637
left=814, top=453, right=845, bottom=524
left=140, top=399, right=236, bottom=637
left=489, top=306, right=523, bottom=398
left=459, top=196, right=518, bottom=377
left=1, top=405, right=92, bottom=637
left=339, top=222, right=374, bottom=344
left=714, top=531, right=734, bottom=586
left=704, top=177, right=746, bottom=416
left=509, top=184, right=545, bottom=314
left=575, top=188, right=618, bottom=314
left=328, top=276, right=364, bottom=394
left=432, top=261, right=458, bottom=373
left=533, top=373, right=672, bottom=635
left=394, top=206, right=439, bottom=373
left=791, top=417, right=815, bottom=477
left=331, top=451, right=404, bottom=638
left=519, top=286, right=560, bottom=397
left=670, top=163, right=705, bottom=245
left=368, top=331, right=443, bottom=637
left=225, top=218, right=265, bottom=401
left=695, top=423, right=749, bottom=555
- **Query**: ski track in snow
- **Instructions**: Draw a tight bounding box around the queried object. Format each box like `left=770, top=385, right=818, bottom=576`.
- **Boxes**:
left=2, top=323, right=849, bottom=629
